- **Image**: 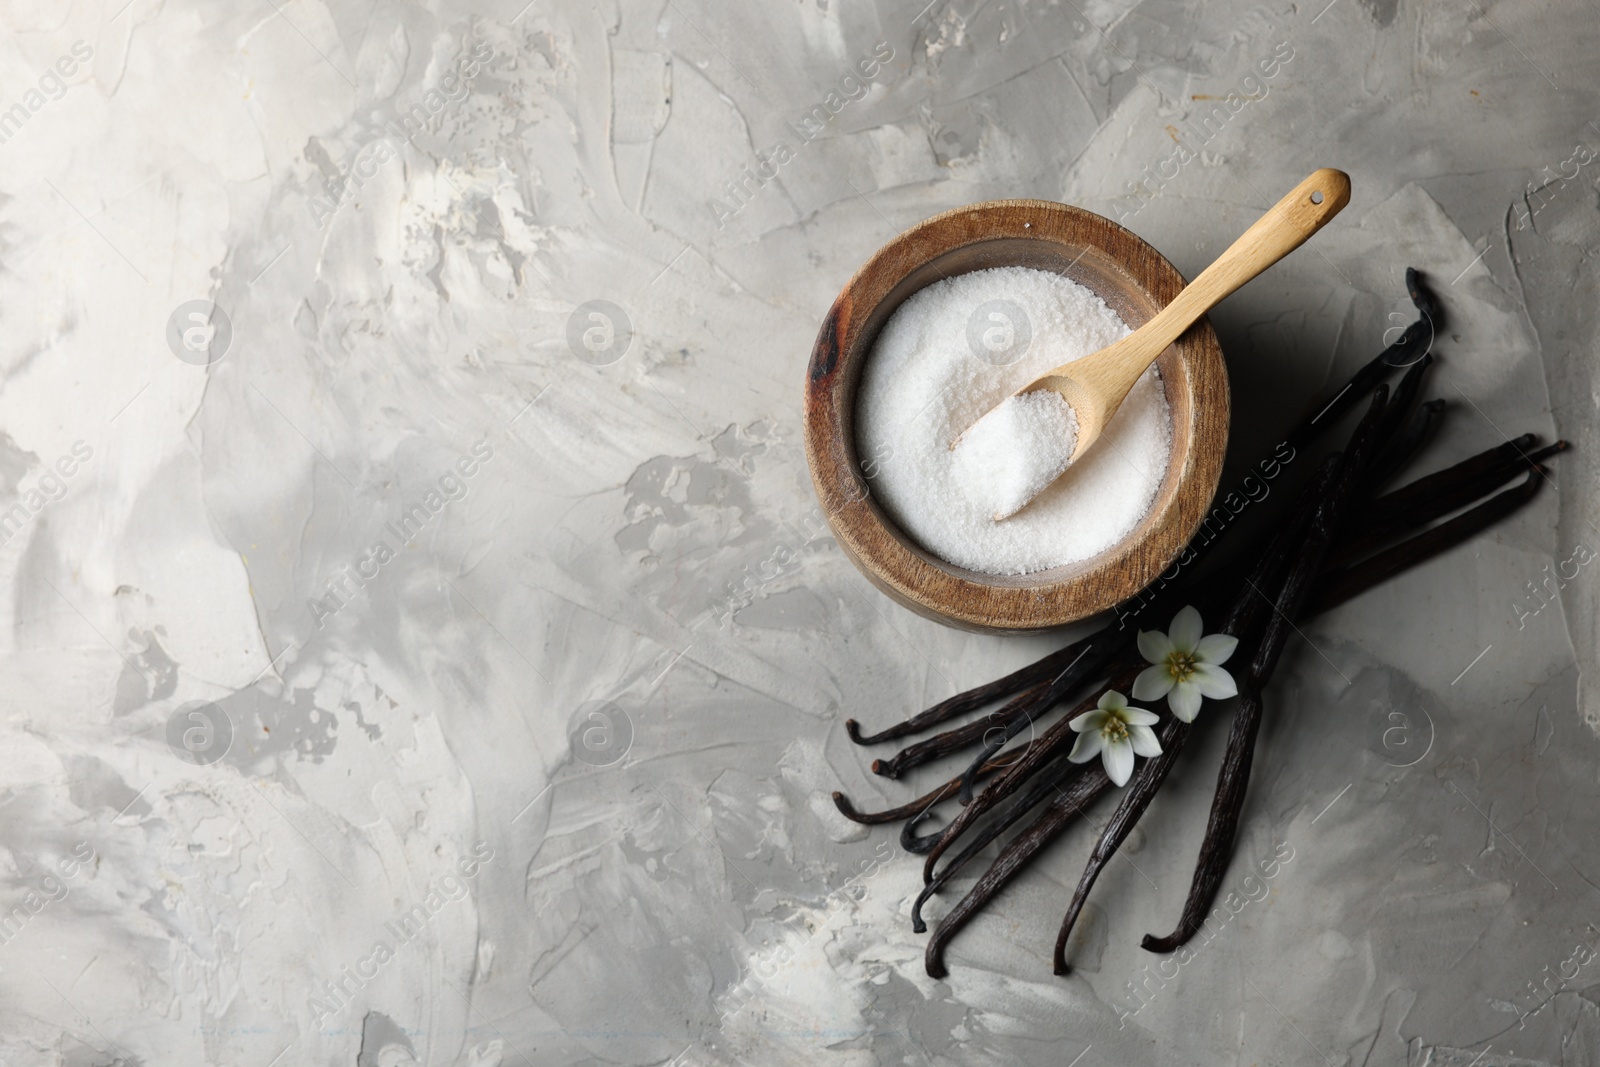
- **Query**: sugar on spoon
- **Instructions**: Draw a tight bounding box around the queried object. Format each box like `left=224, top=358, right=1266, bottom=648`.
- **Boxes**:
left=955, top=168, right=1351, bottom=521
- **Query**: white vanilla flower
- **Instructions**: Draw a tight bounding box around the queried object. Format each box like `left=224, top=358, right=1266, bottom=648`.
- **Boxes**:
left=1068, top=690, right=1162, bottom=787
left=1132, top=605, right=1238, bottom=722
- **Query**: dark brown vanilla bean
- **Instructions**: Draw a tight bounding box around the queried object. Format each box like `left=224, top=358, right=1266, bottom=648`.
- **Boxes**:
left=1222, top=455, right=1343, bottom=637
left=1049, top=452, right=1349, bottom=970
left=1367, top=434, right=1557, bottom=526
left=1366, top=433, right=1537, bottom=523
left=924, top=764, right=1113, bottom=979
left=1406, top=265, right=1442, bottom=320
left=1143, top=532, right=1332, bottom=955
left=1364, top=398, right=1445, bottom=492
left=1520, top=439, right=1567, bottom=465
left=1369, top=354, right=1433, bottom=456
left=1388, top=351, right=1433, bottom=415
left=1335, top=439, right=1567, bottom=565
left=928, top=518, right=1299, bottom=895
left=953, top=637, right=1125, bottom=803
left=1113, top=273, right=1431, bottom=641
left=1259, top=453, right=1373, bottom=676
left=846, top=635, right=1096, bottom=745
left=1142, top=423, right=1370, bottom=954
left=1115, top=289, right=1429, bottom=641
left=1052, top=714, right=1190, bottom=975
left=1194, top=425, right=1356, bottom=656
left=956, top=736, right=1024, bottom=804
left=1138, top=684, right=1263, bottom=954
left=904, top=750, right=1055, bottom=853
left=922, top=663, right=1141, bottom=884
left=901, top=809, right=955, bottom=854
left=1338, top=385, right=1397, bottom=492
left=955, top=710, right=1043, bottom=804
left=871, top=682, right=1048, bottom=779
left=1052, top=398, right=1388, bottom=972
left=1310, top=468, right=1544, bottom=615
left=911, top=756, right=1089, bottom=931
left=831, top=741, right=1042, bottom=825
left=918, top=691, right=1096, bottom=882
left=1282, top=269, right=1436, bottom=452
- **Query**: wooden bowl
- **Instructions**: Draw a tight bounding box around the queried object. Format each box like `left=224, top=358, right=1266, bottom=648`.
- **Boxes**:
left=803, top=199, right=1229, bottom=633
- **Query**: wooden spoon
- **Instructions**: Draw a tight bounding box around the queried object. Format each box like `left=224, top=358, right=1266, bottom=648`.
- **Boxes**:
left=964, top=168, right=1351, bottom=520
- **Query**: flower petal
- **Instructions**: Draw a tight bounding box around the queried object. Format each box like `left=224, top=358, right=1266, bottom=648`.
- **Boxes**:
left=1103, top=739, right=1134, bottom=786
left=1121, top=706, right=1160, bottom=727
left=1131, top=665, right=1175, bottom=701
left=1070, top=709, right=1107, bottom=734
left=1169, top=606, right=1203, bottom=652
left=1098, top=690, right=1129, bottom=713
left=1137, top=629, right=1174, bottom=665
left=1191, top=662, right=1238, bottom=700
left=1128, top=723, right=1163, bottom=757
left=1195, top=632, right=1238, bottom=665
left=1168, top=682, right=1202, bottom=722
left=1068, top=730, right=1102, bottom=762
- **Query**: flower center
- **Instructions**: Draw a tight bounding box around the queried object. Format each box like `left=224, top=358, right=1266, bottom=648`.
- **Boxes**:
left=1100, top=718, right=1129, bottom=743
left=1166, top=651, right=1196, bottom=683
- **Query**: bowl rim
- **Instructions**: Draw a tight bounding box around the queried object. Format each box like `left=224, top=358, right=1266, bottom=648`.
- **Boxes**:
left=802, top=197, right=1230, bottom=633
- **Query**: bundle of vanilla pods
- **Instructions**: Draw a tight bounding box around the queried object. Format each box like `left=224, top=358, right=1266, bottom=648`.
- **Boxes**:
left=832, top=271, right=1566, bottom=977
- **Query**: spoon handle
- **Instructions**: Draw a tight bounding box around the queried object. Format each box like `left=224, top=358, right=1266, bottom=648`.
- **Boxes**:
left=1065, top=169, right=1350, bottom=403
left=1155, top=167, right=1350, bottom=338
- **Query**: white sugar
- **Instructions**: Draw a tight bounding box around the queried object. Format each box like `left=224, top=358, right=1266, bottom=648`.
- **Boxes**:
left=953, top=390, right=1079, bottom=520
left=856, top=265, right=1172, bottom=575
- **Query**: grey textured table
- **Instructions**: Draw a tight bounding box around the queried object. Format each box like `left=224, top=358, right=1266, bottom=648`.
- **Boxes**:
left=2, top=1, right=1597, bottom=1064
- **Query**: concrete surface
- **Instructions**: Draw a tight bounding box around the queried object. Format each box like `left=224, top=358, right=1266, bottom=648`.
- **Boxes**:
left=1, top=0, right=1597, bottom=1064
